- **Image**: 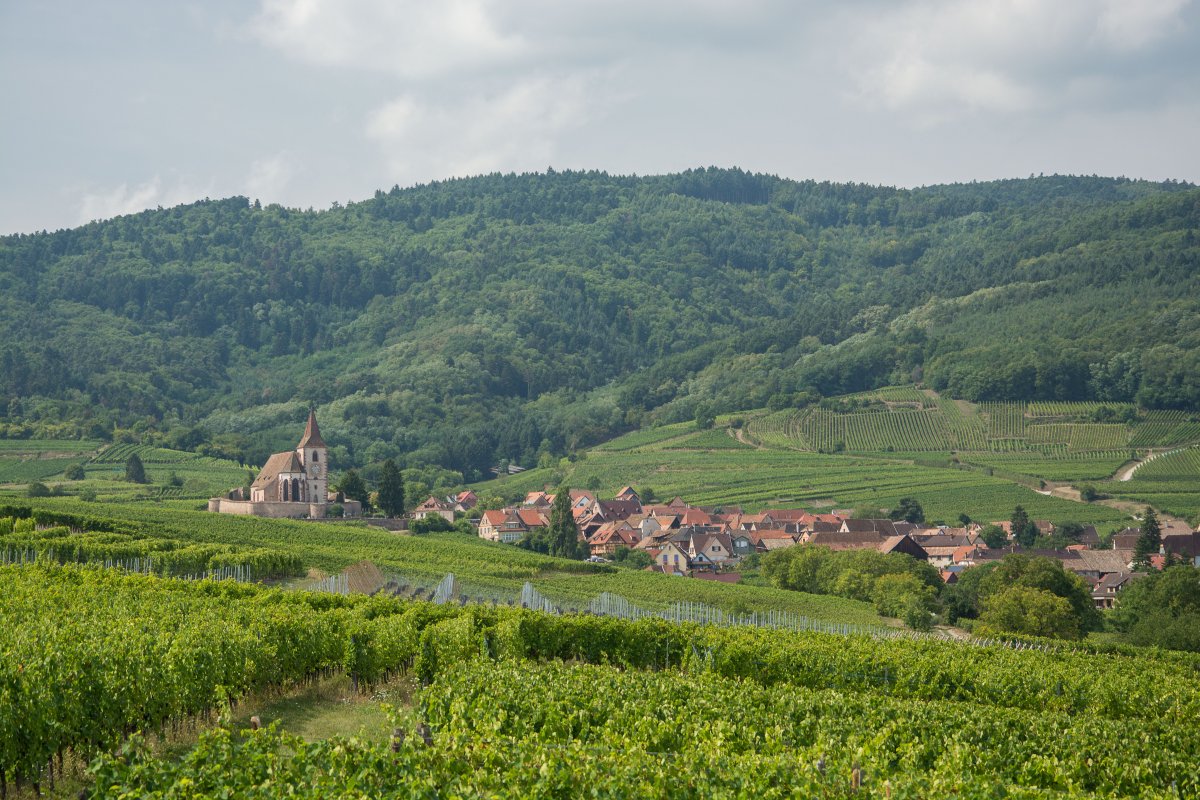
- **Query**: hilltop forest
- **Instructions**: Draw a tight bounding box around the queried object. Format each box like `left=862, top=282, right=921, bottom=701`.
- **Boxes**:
left=1, top=169, right=1198, bottom=481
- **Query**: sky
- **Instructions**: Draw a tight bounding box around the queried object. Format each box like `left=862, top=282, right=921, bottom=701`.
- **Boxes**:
left=2, top=0, right=1199, bottom=235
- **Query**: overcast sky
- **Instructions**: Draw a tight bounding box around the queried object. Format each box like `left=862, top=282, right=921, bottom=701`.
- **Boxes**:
left=2, top=0, right=1198, bottom=234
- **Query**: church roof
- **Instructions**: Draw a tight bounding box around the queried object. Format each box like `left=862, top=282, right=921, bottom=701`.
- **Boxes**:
left=252, top=451, right=304, bottom=489
left=297, top=409, right=326, bottom=449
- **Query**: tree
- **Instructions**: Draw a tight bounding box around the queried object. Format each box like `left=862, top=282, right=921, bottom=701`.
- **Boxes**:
left=546, top=485, right=585, bottom=559
left=1057, top=521, right=1085, bottom=543
left=337, top=469, right=370, bottom=510
left=64, top=463, right=86, bottom=480
left=979, top=524, right=1008, bottom=549
left=1133, top=506, right=1162, bottom=569
left=978, top=553, right=1101, bottom=632
left=27, top=481, right=51, bottom=497
left=977, top=586, right=1081, bottom=640
left=1011, top=505, right=1037, bottom=547
left=889, top=497, right=924, bottom=524
left=872, top=572, right=937, bottom=631
left=376, top=459, right=406, bottom=517
left=125, top=453, right=147, bottom=484
left=1109, top=565, right=1200, bottom=652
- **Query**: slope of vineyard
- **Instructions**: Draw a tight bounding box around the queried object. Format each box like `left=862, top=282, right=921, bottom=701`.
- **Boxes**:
left=0, top=440, right=248, bottom=501
left=17, top=566, right=1189, bottom=798
left=2, top=500, right=887, bottom=625
left=1105, top=447, right=1200, bottom=522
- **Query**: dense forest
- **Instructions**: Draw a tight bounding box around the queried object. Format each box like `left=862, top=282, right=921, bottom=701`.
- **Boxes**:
left=1, top=169, right=1198, bottom=482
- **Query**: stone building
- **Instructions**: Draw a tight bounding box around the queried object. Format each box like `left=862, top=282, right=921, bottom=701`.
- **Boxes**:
left=209, top=410, right=360, bottom=518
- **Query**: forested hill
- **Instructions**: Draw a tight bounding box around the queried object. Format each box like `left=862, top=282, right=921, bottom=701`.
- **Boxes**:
left=1, top=169, right=1198, bottom=481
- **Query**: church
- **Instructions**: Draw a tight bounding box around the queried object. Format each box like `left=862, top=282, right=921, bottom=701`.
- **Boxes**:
left=208, top=410, right=361, bottom=518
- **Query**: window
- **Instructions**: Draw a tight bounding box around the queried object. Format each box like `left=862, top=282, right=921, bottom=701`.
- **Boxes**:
left=312, top=451, right=319, bottom=462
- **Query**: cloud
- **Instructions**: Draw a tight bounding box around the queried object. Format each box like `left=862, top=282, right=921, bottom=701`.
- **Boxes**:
left=843, top=0, right=1196, bottom=124
left=251, top=0, right=525, bottom=78
left=250, top=0, right=799, bottom=77
left=78, top=175, right=211, bottom=225
left=365, top=74, right=599, bottom=181
left=245, top=152, right=296, bottom=202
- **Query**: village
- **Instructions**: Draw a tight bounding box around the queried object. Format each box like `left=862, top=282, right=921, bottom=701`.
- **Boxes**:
left=412, top=486, right=1200, bottom=611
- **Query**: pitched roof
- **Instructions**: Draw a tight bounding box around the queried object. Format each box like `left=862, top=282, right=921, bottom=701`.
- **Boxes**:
left=595, top=499, right=642, bottom=520
left=878, top=534, right=928, bottom=560
left=517, top=508, right=549, bottom=528
left=806, top=531, right=887, bottom=550
left=481, top=510, right=508, bottom=527
left=297, top=410, right=326, bottom=449
left=251, top=451, right=304, bottom=489
left=842, top=519, right=900, bottom=536
left=1163, top=532, right=1200, bottom=558
left=416, top=495, right=451, bottom=511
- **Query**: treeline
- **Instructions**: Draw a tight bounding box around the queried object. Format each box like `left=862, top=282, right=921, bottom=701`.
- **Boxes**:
left=1, top=170, right=1198, bottom=478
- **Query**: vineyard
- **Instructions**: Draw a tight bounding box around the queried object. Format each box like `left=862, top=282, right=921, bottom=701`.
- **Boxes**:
left=480, top=447, right=1129, bottom=526
left=1105, top=447, right=1200, bottom=522
left=0, top=512, right=303, bottom=579
left=7, top=564, right=1195, bottom=798
left=0, top=440, right=249, bottom=501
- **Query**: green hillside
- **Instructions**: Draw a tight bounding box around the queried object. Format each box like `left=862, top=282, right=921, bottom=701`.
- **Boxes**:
left=474, top=389, right=1200, bottom=526
left=1, top=170, right=1198, bottom=491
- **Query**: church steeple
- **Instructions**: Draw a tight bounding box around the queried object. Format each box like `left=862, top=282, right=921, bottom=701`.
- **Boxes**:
left=297, top=409, right=326, bottom=449
left=296, top=409, right=328, bottom=506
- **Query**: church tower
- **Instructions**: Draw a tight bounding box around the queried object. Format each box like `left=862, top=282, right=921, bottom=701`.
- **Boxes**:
left=296, top=409, right=328, bottom=505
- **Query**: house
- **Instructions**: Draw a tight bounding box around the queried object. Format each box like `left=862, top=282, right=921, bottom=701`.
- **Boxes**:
left=209, top=411, right=361, bottom=519
left=751, top=530, right=798, bottom=553
left=413, top=496, right=455, bottom=523
left=595, top=498, right=643, bottom=521
left=839, top=519, right=901, bottom=537
left=478, top=510, right=529, bottom=544
left=614, top=486, right=640, bottom=503
left=688, top=532, right=734, bottom=567
left=522, top=491, right=553, bottom=508
left=1092, top=571, right=1144, bottom=609
left=878, top=535, right=928, bottom=561
left=1162, top=531, right=1200, bottom=566
left=803, top=530, right=887, bottom=551
left=731, top=532, right=757, bottom=557
left=451, top=490, right=478, bottom=513
left=654, top=541, right=691, bottom=574
left=1111, top=528, right=1141, bottom=550
left=589, top=521, right=641, bottom=557
left=915, top=534, right=975, bottom=568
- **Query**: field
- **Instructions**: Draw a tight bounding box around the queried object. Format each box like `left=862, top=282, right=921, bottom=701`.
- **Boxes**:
left=7, top=563, right=1199, bottom=798
left=0, top=441, right=248, bottom=501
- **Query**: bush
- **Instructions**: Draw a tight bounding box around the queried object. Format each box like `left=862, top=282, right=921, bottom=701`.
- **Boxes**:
left=64, top=463, right=86, bottom=480
left=27, top=482, right=51, bottom=498
left=410, top=515, right=454, bottom=534
left=977, top=586, right=1081, bottom=640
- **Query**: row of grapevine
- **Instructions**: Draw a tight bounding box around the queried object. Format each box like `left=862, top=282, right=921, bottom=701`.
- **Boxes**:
left=936, top=397, right=988, bottom=450
left=1132, top=447, right=1200, bottom=481
left=10, top=563, right=1200, bottom=796
left=92, top=619, right=1200, bottom=798
left=1130, top=411, right=1200, bottom=447
left=0, top=517, right=304, bottom=579
left=1027, top=401, right=1135, bottom=418
left=981, top=402, right=1026, bottom=438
